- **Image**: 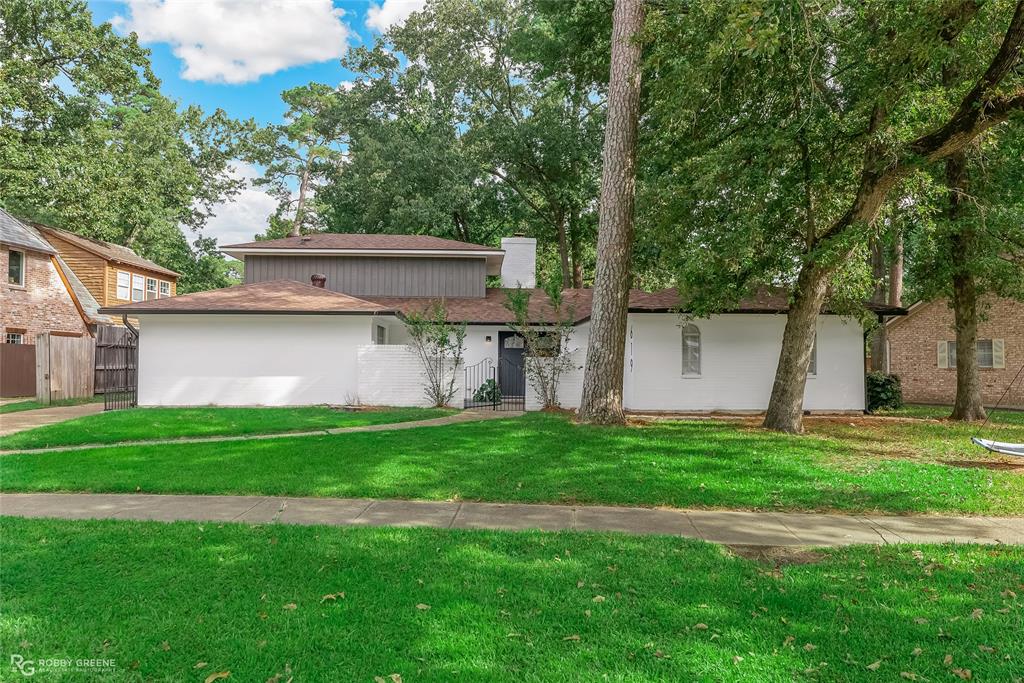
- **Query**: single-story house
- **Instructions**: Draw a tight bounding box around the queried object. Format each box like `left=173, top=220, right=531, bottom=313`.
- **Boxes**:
left=886, top=296, right=1023, bottom=408
left=101, top=233, right=901, bottom=412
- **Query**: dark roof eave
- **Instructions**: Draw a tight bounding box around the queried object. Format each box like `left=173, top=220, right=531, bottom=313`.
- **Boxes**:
left=628, top=306, right=910, bottom=316
left=97, top=307, right=399, bottom=316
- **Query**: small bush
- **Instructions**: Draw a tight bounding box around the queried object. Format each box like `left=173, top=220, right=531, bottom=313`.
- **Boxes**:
left=473, top=379, right=501, bottom=404
left=866, top=372, right=903, bottom=413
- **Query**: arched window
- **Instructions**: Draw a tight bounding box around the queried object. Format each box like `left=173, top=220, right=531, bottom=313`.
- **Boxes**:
left=681, top=323, right=701, bottom=376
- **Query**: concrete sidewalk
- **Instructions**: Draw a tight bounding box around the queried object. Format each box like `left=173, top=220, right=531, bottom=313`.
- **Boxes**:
left=0, top=402, right=104, bottom=436
left=0, top=409, right=521, bottom=454
left=2, top=492, right=1021, bottom=546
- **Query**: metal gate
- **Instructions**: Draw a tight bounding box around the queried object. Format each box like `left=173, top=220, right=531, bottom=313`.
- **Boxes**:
left=464, top=357, right=525, bottom=411
left=96, top=324, right=138, bottom=410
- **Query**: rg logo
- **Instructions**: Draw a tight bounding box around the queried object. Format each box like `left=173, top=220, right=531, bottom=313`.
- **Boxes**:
left=9, top=654, right=35, bottom=677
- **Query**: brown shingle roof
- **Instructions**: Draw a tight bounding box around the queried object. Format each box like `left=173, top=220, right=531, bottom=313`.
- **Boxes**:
left=222, top=233, right=501, bottom=252
left=630, top=287, right=907, bottom=315
left=99, top=280, right=395, bottom=315
left=34, top=223, right=180, bottom=278
left=368, top=286, right=907, bottom=324
left=366, top=289, right=601, bottom=324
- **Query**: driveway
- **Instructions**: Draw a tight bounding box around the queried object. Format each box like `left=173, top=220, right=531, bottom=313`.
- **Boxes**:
left=0, top=403, right=104, bottom=437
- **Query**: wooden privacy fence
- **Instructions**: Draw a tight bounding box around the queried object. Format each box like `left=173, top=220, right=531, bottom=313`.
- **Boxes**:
left=0, top=344, right=37, bottom=397
left=36, top=333, right=95, bottom=404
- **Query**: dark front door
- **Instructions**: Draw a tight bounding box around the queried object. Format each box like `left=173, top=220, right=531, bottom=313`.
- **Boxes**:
left=498, top=331, right=526, bottom=398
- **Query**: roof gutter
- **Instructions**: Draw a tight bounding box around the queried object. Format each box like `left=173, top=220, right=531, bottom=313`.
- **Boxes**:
left=97, top=307, right=402, bottom=317
left=221, top=247, right=503, bottom=260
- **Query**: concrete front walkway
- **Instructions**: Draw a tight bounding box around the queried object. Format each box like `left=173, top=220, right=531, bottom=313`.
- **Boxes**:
left=0, top=409, right=521, bottom=454
left=0, top=402, right=104, bottom=437
left=2, top=493, right=1021, bottom=546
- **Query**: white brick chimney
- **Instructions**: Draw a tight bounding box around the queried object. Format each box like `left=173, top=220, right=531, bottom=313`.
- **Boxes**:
left=500, top=235, right=537, bottom=288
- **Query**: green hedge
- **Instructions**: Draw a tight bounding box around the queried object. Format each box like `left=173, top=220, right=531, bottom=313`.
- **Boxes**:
left=866, top=372, right=903, bottom=412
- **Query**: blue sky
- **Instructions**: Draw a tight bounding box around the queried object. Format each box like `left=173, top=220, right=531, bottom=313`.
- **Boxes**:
left=86, top=0, right=425, bottom=246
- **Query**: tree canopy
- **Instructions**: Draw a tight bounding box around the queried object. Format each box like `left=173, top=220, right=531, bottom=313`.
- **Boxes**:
left=0, top=0, right=246, bottom=292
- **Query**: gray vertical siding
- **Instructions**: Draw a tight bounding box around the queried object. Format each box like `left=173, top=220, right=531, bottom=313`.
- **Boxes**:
left=244, top=255, right=486, bottom=297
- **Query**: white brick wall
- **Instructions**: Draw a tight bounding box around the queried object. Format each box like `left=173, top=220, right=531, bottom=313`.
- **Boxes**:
left=524, top=348, right=585, bottom=410
left=356, top=345, right=464, bottom=408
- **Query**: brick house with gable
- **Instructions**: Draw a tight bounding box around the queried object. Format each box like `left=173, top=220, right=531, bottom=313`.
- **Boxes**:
left=886, top=297, right=1024, bottom=408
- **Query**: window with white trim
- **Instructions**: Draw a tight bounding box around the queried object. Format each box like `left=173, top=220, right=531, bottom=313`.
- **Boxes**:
left=939, top=339, right=1004, bottom=369
left=681, top=323, right=701, bottom=376
left=7, top=250, right=25, bottom=286
left=116, top=271, right=130, bottom=300
left=159, top=280, right=170, bottom=298
left=374, top=324, right=387, bottom=345
left=4, top=332, right=24, bottom=344
left=146, top=277, right=157, bottom=300
left=131, top=273, right=144, bottom=302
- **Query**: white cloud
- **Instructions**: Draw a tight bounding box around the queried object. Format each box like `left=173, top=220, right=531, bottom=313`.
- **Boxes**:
left=113, top=0, right=351, bottom=84
left=193, top=163, right=278, bottom=247
left=365, top=0, right=426, bottom=32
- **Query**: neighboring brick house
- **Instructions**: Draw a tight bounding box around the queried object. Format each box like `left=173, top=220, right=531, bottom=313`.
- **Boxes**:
left=0, top=209, right=102, bottom=344
left=33, top=223, right=179, bottom=324
left=886, top=297, right=1024, bottom=408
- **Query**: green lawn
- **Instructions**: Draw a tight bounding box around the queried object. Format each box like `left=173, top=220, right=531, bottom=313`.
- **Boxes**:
left=0, top=406, right=452, bottom=449
left=3, top=413, right=1022, bottom=515
left=877, top=404, right=1024, bottom=426
left=1, top=517, right=1020, bottom=682
left=0, top=395, right=102, bottom=415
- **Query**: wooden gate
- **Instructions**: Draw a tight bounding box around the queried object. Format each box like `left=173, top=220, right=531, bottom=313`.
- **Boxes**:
left=95, top=325, right=138, bottom=410
left=36, top=334, right=95, bottom=403
left=0, top=344, right=36, bottom=397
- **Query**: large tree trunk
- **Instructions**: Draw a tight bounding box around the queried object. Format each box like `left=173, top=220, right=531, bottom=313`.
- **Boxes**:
left=889, top=231, right=904, bottom=308
left=569, top=207, right=584, bottom=288
left=577, top=0, right=645, bottom=425
left=946, top=151, right=987, bottom=421
left=869, top=238, right=888, bottom=372
left=556, top=208, right=572, bottom=289
left=291, top=165, right=311, bottom=237
left=762, top=264, right=831, bottom=433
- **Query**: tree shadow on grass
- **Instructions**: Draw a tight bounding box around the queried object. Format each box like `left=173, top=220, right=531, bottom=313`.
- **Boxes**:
left=1, top=518, right=1021, bottom=682
left=2, top=414, right=1021, bottom=515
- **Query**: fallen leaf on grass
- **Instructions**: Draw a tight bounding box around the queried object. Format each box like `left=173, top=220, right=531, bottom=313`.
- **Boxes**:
left=970, top=609, right=984, bottom=620
left=899, top=673, right=919, bottom=681
left=732, top=656, right=743, bottom=664
left=373, top=675, right=402, bottom=683
left=944, top=654, right=953, bottom=666
left=320, top=592, right=345, bottom=603
left=592, top=595, right=606, bottom=603
left=160, top=641, right=170, bottom=652
left=563, top=634, right=580, bottom=641
left=911, top=648, right=922, bottom=657
left=693, top=623, right=708, bottom=631
left=867, top=660, right=881, bottom=671
left=952, top=669, right=972, bottom=680
left=282, top=603, right=297, bottom=611
left=783, top=636, right=795, bottom=647
left=978, top=645, right=995, bottom=653
left=913, top=617, right=928, bottom=625
left=204, top=673, right=230, bottom=683
left=803, top=643, right=817, bottom=652
left=416, top=603, right=431, bottom=611
left=194, top=662, right=207, bottom=669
